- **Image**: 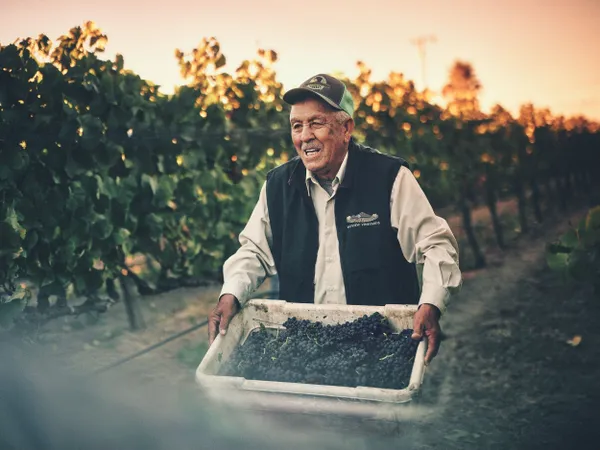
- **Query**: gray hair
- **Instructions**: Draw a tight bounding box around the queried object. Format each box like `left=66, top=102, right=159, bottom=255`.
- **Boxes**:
left=332, top=110, right=352, bottom=125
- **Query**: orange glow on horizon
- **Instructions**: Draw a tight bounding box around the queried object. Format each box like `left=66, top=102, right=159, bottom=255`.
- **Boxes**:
left=1, top=0, right=599, bottom=121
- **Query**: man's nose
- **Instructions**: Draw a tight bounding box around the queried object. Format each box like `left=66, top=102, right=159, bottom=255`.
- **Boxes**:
left=300, top=124, right=314, bottom=142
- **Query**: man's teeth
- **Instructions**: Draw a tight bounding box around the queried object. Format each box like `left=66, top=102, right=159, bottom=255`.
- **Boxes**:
left=304, top=149, right=319, bottom=154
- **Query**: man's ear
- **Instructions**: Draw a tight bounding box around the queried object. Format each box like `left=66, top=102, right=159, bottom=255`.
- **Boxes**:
left=344, top=119, right=355, bottom=143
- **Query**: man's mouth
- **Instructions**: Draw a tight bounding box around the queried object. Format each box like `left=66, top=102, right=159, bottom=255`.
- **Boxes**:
left=303, top=148, right=320, bottom=156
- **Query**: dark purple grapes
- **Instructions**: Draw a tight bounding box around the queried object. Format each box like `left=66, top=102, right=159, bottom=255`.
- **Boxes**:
left=218, top=313, right=420, bottom=390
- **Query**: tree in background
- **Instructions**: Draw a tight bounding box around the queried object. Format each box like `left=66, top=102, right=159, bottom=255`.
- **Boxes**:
left=518, top=103, right=545, bottom=222
left=488, top=105, right=530, bottom=234
left=442, top=61, right=487, bottom=267
left=442, top=60, right=483, bottom=121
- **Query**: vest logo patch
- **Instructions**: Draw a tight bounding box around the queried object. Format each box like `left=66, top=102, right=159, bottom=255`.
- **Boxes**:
left=346, top=212, right=380, bottom=229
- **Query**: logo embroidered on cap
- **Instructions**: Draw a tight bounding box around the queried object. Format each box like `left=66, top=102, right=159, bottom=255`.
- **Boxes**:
left=306, top=75, right=329, bottom=91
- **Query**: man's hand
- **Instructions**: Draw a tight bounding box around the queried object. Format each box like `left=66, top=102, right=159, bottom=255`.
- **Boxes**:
left=208, top=294, right=241, bottom=346
left=411, top=303, right=442, bottom=365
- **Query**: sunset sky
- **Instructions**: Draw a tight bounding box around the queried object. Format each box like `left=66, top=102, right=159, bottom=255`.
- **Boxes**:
left=2, top=0, right=599, bottom=120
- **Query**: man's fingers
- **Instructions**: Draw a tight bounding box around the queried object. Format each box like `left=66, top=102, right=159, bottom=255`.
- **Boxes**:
left=411, top=317, right=424, bottom=341
left=219, top=309, right=233, bottom=335
left=217, top=295, right=240, bottom=335
left=207, top=295, right=240, bottom=345
left=424, top=330, right=440, bottom=365
left=207, top=310, right=220, bottom=345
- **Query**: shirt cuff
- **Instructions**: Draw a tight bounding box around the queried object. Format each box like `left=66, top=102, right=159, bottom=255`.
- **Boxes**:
left=219, top=281, right=252, bottom=306
left=418, top=281, right=450, bottom=316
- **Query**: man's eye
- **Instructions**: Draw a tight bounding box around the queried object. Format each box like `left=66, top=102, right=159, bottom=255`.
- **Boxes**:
left=311, top=121, right=324, bottom=127
left=292, top=123, right=302, bottom=131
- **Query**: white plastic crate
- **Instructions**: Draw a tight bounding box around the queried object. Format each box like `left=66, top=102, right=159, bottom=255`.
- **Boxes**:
left=195, top=300, right=428, bottom=420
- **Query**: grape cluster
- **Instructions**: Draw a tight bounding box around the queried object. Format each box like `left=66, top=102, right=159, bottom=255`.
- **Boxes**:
left=218, top=313, right=420, bottom=390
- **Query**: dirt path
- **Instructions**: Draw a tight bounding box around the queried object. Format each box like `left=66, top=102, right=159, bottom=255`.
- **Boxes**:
left=279, top=206, right=599, bottom=449
left=397, top=208, right=600, bottom=449
left=36, top=202, right=600, bottom=449
left=37, top=284, right=220, bottom=386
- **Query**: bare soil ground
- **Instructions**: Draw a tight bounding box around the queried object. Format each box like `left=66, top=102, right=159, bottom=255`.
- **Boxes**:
left=35, top=199, right=600, bottom=449
left=382, top=206, right=600, bottom=449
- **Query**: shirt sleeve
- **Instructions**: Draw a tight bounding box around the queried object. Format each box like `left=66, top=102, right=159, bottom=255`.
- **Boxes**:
left=390, top=166, right=463, bottom=315
left=219, top=181, right=277, bottom=305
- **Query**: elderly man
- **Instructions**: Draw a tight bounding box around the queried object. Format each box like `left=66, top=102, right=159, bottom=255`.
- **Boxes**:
left=208, top=74, right=462, bottom=364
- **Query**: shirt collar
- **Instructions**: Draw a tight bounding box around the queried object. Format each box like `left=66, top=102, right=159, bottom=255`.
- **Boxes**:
left=304, top=150, right=349, bottom=197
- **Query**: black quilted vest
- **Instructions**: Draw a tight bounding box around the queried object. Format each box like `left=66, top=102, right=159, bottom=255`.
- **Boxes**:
left=265, top=139, right=420, bottom=306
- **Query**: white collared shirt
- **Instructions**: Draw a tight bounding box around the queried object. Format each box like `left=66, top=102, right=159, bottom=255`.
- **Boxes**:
left=303, top=152, right=349, bottom=304
left=219, top=151, right=462, bottom=314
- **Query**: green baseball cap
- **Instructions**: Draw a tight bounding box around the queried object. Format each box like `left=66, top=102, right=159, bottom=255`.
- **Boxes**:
left=283, top=74, right=355, bottom=118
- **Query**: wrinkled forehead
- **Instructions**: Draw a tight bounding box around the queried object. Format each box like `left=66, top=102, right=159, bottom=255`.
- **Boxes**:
left=289, top=97, right=337, bottom=122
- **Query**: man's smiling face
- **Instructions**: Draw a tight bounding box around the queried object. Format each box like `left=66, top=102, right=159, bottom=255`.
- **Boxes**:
left=290, top=97, right=353, bottom=180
